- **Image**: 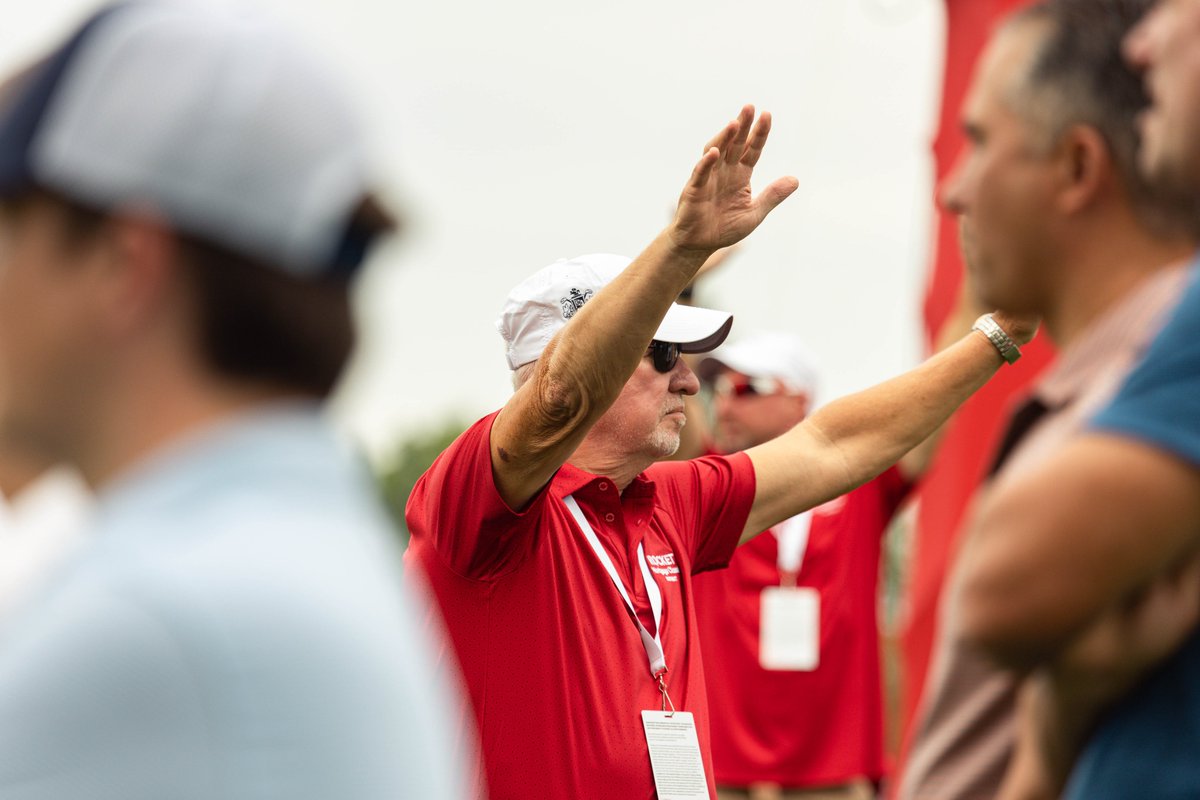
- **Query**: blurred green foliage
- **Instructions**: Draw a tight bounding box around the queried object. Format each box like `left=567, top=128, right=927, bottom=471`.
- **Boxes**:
left=377, top=417, right=470, bottom=542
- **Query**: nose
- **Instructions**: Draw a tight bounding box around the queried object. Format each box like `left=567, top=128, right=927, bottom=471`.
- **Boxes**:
left=938, top=148, right=969, bottom=215
left=1122, top=6, right=1157, bottom=71
left=672, top=358, right=701, bottom=397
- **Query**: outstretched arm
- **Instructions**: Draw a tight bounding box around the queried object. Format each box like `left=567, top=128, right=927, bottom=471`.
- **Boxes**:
left=956, top=432, right=1200, bottom=668
left=741, top=311, right=1035, bottom=541
left=490, top=106, right=798, bottom=510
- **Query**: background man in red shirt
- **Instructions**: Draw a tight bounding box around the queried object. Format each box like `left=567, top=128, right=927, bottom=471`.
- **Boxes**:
left=691, top=332, right=925, bottom=800
left=406, top=106, right=1034, bottom=800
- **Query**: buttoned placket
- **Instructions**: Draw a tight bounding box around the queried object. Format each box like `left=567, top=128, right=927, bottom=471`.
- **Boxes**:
left=585, top=478, right=659, bottom=635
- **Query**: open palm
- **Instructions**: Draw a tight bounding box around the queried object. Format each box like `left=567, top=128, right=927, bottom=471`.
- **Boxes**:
left=669, top=105, right=799, bottom=253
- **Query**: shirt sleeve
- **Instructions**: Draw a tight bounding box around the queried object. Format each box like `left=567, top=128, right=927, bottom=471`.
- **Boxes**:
left=1092, top=261, right=1200, bottom=467
left=646, top=452, right=757, bottom=575
left=405, top=412, right=549, bottom=580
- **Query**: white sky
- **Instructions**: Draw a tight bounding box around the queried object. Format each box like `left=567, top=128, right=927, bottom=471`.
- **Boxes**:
left=4, top=0, right=947, bottom=465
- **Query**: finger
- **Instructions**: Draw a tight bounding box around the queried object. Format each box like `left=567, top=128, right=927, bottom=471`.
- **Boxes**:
left=702, top=119, right=738, bottom=157
left=740, top=110, right=774, bottom=168
left=751, top=175, right=799, bottom=219
left=724, top=104, right=755, bottom=164
left=686, top=147, right=721, bottom=191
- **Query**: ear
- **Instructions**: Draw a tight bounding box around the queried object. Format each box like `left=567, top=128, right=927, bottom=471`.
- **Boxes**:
left=1054, top=124, right=1112, bottom=216
left=97, top=211, right=180, bottom=338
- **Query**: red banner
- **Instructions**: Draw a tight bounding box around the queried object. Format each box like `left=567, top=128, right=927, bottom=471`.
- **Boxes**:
left=898, top=0, right=1053, bottom=758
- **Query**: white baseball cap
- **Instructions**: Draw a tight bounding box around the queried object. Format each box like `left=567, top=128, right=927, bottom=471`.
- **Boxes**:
left=698, top=331, right=821, bottom=398
left=0, top=1, right=376, bottom=277
left=496, top=254, right=734, bottom=370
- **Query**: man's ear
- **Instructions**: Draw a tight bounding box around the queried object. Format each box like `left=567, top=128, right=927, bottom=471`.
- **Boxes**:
left=97, top=211, right=180, bottom=337
left=1054, top=124, right=1112, bottom=216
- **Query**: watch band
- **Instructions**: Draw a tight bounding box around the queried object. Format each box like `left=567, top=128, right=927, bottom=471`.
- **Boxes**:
left=972, top=313, right=1022, bottom=365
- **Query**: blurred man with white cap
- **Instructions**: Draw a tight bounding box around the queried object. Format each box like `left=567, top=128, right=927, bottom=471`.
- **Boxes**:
left=0, top=3, right=469, bottom=798
left=700, top=332, right=821, bottom=454
left=687, top=331, right=923, bottom=800
left=405, top=104, right=1035, bottom=800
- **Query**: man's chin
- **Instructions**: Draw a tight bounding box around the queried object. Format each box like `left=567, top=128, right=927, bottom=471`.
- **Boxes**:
left=648, top=430, right=682, bottom=459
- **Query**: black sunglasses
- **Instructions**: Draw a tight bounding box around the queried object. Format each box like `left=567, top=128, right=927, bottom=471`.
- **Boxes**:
left=648, top=340, right=682, bottom=373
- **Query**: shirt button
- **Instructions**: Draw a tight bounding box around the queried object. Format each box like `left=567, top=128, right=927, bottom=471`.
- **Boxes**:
left=598, top=482, right=609, bottom=491
left=605, top=513, right=616, bottom=523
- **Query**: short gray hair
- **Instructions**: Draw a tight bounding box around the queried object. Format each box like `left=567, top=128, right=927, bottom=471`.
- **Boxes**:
left=1007, top=0, right=1195, bottom=234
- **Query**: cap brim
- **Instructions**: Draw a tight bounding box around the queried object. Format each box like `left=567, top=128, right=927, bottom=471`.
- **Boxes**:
left=654, top=303, right=733, bottom=354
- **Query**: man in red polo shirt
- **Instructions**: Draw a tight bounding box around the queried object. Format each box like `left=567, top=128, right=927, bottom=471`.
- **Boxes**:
left=406, top=106, right=1034, bottom=800
left=691, top=332, right=922, bottom=800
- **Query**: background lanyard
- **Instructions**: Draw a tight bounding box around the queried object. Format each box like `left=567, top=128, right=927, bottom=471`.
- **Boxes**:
left=774, top=511, right=813, bottom=588
left=564, top=494, right=672, bottom=706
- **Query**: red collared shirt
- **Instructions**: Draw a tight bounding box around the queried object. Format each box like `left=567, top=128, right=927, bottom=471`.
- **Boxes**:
left=405, top=411, right=757, bottom=800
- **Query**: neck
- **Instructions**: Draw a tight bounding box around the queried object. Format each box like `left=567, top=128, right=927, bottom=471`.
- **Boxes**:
left=1043, top=218, right=1194, bottom=348
left=73, top=371, right=301, bottom=489
left=569, top=440, right=653, bottom=494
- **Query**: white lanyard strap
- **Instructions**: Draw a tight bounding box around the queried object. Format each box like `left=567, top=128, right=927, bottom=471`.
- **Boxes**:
left=774, top=511, right=813, bottom=585
left=564, top=494, right=667, bottom=677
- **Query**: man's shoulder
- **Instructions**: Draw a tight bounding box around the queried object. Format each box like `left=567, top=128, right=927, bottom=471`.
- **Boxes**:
left=1091, top=263, right=1200, bottom=465
left=73, top=468, right=410, bottom=648
left=644, top=450, right=750, bottom=483
left=410, top=412, right=502, bottom=500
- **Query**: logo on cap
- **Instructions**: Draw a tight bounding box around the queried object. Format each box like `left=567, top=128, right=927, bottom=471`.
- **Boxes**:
left=560, top=288, right=594, bottom=319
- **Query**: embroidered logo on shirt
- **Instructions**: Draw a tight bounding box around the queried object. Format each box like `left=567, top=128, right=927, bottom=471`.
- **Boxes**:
left=560, top=288, right=594, bottom=319
left=646, top=552, right=681, bottom=582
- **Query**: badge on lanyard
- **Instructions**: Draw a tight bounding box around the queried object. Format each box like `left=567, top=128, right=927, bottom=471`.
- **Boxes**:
left=760, top=511, right=820, bottom=671
left=564, top=495, right=709, bottom=796
left=641, top=710, right=709, bottom=800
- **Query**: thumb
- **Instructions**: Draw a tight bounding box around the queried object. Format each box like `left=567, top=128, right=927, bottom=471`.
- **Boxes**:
left=753, top=176, right=799, bottom=221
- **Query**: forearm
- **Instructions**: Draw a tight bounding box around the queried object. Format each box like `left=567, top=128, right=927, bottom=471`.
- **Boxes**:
left=997, top=676, right=1092, bottom=800
left=956, top=436, right=1200, bottom=669
left=742, top=328, right=1005, bottom=536
left=805, top=329, right=1003, bottom=488
left=897, top=282, right=990, bottom=481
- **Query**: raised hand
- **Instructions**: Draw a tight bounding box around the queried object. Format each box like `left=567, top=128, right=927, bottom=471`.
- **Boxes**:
left=669, top=105, right=799, bottom=253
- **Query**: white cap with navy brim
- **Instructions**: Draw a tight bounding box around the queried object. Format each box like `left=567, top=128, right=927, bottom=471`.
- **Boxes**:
left=496, top=254, right=734, bottom=371
left=0, top=1, right=373, bottom=277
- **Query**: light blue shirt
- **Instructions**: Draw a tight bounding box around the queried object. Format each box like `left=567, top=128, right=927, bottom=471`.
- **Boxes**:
left=0, top=404, right=469, bottom=800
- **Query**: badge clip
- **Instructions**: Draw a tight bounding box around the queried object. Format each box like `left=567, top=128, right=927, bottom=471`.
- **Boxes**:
left=654, top=668, right=676, bottom=716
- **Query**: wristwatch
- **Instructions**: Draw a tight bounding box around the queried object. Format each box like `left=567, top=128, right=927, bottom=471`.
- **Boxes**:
left=972, top=313, right=1022, bottom=364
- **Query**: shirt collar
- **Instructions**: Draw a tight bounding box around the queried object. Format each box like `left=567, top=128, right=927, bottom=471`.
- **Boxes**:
left=1034, top=263, right=1191, bottom=409
left=554, top=461, right=657, bottom=501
